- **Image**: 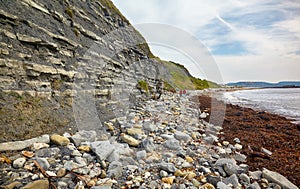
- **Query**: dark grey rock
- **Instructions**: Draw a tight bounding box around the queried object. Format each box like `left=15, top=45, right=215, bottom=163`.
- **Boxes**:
left=136, top=150, right=147, bottom=160
left=161, top=134, right=175, bottom=140
left=223, top=174, right=240, bottom=187
left=249, top=171, right=262, bottom=180
left=159, top=162, right=177, bottom=173
left=214, top=158, right=236, bottom=167
left=233, top=152, right=247, bottom=162
left=164, top=139, right=180, bottom=150
left=214, top=166, right=227, bottom=177
left=186, top=147, right=197, bottom=157
left=224, top=163, right=245, bottom=176
left=199, top=166, right=211, bottom=174
left=206, top=175, right=221, bottom=187
left=36, top=158, right=50, bottom=170
left=107, top=161, right=123, bottom=179
left=90, top=141, right=115, bottom=161
left=143, top=122, right=156, bottom=132
left=35, top=147, right=60, bottom=158
left=174, top=131, right=191, bottom=142
left=82, top=153, right=95, bottom=163
left=64, top=161, right=89, bottom=175
left=239, top=173, right=250, bottom=184
left=141, top=139, right=156, bottom=152
left=120, top=157, right=137, bottom=166
left=71, top=130, right=97, bottom=146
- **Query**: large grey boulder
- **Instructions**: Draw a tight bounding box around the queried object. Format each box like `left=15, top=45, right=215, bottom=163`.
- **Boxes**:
left=90, top=141, right=115, bottom=161
left=262, top=168, right=298, bottom=189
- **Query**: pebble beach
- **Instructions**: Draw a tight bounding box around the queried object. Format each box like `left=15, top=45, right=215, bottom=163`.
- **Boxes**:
left=0, top=92, right=299, bottom=189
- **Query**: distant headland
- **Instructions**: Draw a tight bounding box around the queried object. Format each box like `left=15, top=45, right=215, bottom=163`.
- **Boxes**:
left=226, top=81, right=300, bottom=88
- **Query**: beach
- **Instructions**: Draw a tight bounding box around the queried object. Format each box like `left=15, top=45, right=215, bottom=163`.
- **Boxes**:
left=198, top=95, right=300, bottom=186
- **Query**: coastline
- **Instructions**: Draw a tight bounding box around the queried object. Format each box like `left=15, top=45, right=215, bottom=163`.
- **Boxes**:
left=198, top=95, right=300, bottom=186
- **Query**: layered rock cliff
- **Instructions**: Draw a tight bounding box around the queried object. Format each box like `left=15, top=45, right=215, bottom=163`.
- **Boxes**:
left=0, top=0, right=212, bottom=142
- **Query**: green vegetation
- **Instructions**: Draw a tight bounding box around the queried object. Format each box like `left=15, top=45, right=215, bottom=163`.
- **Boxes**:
left=160, top=60, right=220, bottom=90
left=137, top=80, right=149, bottom=95
left=137, top=43, right=156, bottom=59
left=65, top=7, right=74, bottom=19
left=72, top=28, right=80, bottom=37
left=51, top=79, right=63, bottom=90
left=163, top=80, right=176, bottom=93
left=98, top=0, right=129, bottom=24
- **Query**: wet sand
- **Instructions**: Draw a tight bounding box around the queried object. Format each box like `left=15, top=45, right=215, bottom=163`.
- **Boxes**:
left=198, top=95, right=300, bottom=186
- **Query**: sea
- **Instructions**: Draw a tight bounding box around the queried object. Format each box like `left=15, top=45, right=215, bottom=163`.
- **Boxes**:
left=221, top=88, right=300, bottom=124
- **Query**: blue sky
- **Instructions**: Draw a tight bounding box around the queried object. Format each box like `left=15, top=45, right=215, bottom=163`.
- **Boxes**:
left=111, top=0, right=300, bottom=83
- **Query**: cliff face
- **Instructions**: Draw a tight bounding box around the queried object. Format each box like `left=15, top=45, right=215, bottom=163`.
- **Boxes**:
left=0, top=0, right=165, bottom=141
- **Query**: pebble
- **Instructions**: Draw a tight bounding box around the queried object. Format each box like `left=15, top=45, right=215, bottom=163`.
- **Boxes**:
left=13, top=158, right=26, bottom=168
left=159, top=162, right=177, bottom=173
left=57, top=168, right=67, bottom=177
left=164, top=139, right=180, bottom=150
left=141, top=139, right=156, bottom=152
left=32, top=143, right=50, bottom=150
left=247, top=182, right=261, bottom=189
left=21, top=179, right=49, bottom=189
left=234, top=143, right=243, bottom=150
left=249, top=171, right=262, bottom=180
left=50, top=134, right=70, bottom=146
left=201, top=183, right=215, bottom=189
left=222, top=141, right=230, bottom=146
left=217, top=182, right=231, bottom=189
left=174, top=130, right=191, bottom=141
left=120, top=134, right=140, bottom=147
left=160, top=170, right=168, bottom=177
left=223, top=174, right=240, bottom=187
left=233, top=138, right=241, bottom=143
left=161, top=176, right=174, bottom=184
left=185, top=156, right=194, bottom=163
left=127, top=128, right=143, bottom=135
left=239, top=173, right=250, bottom=184
left=136, top=150, right=147, bottom=160
left=36, top=158, right=50, bottom=170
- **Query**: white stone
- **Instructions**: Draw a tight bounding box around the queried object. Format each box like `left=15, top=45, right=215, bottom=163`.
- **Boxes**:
left=13, top=158, right=26, bottom=168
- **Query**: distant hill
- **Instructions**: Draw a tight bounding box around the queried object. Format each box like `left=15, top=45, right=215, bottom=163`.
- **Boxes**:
left=226, top=81, right=300, bottom=88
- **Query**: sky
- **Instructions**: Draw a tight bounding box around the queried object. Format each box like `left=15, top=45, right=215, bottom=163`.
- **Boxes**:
left=111, top=0, right=300, bottom=83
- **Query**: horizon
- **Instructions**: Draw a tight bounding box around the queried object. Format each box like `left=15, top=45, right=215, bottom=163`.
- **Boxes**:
left=112, top=0, right=300, bottom=84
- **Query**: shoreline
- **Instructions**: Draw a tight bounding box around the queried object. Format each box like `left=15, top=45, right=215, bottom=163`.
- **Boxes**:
left=198, top=95, right=300, bottom=186
left=209, top=87, right=300, bottom=124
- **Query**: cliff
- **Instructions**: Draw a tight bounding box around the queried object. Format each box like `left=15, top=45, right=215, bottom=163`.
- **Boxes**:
left=0, top=0, right=216, bottom=142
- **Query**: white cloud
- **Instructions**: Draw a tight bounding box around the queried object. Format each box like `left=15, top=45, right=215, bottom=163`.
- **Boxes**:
left=112, top=0, right=300, bottom=83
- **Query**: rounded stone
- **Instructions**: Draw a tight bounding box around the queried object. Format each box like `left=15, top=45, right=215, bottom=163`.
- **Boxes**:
left=13, top=157, right=26, bottom=168
left=50, top=134, right=70, bottom=146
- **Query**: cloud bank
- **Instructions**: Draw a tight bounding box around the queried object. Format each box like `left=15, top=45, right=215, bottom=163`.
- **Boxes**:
left=112, top=0, right=300, bottom=83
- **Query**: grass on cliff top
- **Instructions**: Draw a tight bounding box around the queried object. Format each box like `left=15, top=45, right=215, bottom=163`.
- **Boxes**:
left=98, top=0, right=129, bottom=24
left=161, top=60, right=220, bottom=90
